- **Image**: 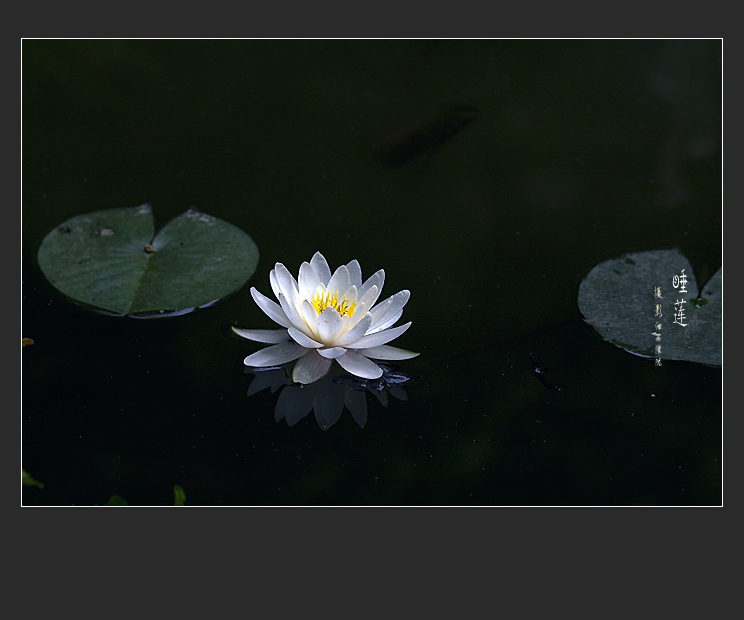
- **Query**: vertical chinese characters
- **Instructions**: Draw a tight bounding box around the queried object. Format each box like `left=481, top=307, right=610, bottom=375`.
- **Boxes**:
left=653, top=286, right=662, bottom=366
left=672, top=269, right=688, bottom=327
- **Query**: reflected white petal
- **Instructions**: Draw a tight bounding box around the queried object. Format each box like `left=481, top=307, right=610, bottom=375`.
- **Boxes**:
left=312, top=378, right=346, bottom=430
left=231, top=327, right=290, bottom=344
left=349, top=321, right=412, bottom=349
left=247, top=367, right=290, bottom=397
left=243, top=342, right=306, bottom=367
left=275, top=385, right=314, bottom=425
left=361, top=344, right=419, bottom=360
left=250, top=287, right=292, bottom=328
left=345, top=389, right=368, bottom=428
left=336, top=350, right=383, bottom=379
left=292, top=350, right=333, bottom=384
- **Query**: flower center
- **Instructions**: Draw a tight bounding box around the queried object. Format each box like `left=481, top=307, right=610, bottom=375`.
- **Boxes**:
left=311, top=291, right=357, bottom=318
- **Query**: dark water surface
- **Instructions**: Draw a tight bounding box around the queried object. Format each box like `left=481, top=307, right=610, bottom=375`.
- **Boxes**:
left=22, top=40, right=722, bottom=505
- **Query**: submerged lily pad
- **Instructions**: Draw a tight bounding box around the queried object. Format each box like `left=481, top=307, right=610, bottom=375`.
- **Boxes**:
left=37, top=204, right=259, bottom=316
left=578, top=248, right=721, bottom=366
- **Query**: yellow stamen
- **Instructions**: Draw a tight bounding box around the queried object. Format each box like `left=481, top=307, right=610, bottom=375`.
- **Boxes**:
left=311, top=290, right=357, bottom=318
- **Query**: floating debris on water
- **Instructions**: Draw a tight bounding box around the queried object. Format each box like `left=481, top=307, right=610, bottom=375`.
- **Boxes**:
left=373, top=105, right=478, bottom=167
left=529, top=352, right=563, bottom=391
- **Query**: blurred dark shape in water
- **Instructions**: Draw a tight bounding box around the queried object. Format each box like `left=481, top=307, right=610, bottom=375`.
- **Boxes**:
left=373, top=105, right=478, bottom=167
left=245, top=362, right=415, bottom=430
left=648, top=40, right=721, bottom=210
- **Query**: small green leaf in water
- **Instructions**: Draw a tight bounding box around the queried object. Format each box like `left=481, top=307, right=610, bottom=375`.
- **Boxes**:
left=22, top=468, right=44, bottom=488
left=104, top=494, right=129, bottom=506
left=173, top=484, right=186, bottom=506
left=578, top=248, right=721, bottom=366
left=37, top=204, right=259, bottom=317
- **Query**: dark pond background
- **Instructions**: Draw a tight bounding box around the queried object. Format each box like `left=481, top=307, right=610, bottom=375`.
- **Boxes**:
left=22, top=40, right=722, bottom=506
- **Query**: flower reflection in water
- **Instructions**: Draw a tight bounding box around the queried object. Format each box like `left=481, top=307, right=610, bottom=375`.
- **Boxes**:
left=246, top=362, right=415, bottom=430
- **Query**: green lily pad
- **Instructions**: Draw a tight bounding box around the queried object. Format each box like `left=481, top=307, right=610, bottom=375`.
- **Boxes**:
left=578, top=248, right=721, bottom=366
left=37, top=204, right=259, bottom=316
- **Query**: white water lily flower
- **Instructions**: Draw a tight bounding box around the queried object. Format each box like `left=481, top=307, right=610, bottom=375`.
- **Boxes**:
left=232, top=251, right=418, bottom=384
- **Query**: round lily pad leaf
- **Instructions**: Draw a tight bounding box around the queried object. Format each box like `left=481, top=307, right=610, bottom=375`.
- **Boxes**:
left=578, top=248, right=721, bottom=366
left=37, top=204, right=259, bottom=316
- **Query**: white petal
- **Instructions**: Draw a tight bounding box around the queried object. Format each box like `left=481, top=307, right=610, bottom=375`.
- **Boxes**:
left=336, top=350, right=383, bottom=379
left=274, top=262, right=300, bottom=308
left=326, top=264, right=350, bottom=296
left=357, top=284, right=380, bottom=314
left=349, top=321, right=412, bottom=349
left=316, top=307, right=345, bottom=344
left=361, top=344, right=419, bottom=360
left=231, top=327, right=290, bottom=344
left=300, top=299, right=320, bottom=338
left=269, top=269, right=281, bottom=301
left=341, top=284, right=358, bottom=303
left=243, top=341, right=307, bottom=367
left=250, top=287, right=292, bottom=328
left=310, top=251, right=332, bottom=284
left=317, top=347, right=347, bottom=359
left=292, top=350, right=333, bottom=384
left=369, top=310, right=403, bottom=335
left=288, top=327, right=323, bottom=348
left=346, top=259, right=362, bottom=288
left=335, top=313, right=373, bottom=347
left=298, top=261, right=321, bottom=301
left=371, top=309, right=406, bottom=335
left=368, top=290, right=410, bottom=333
left=277, top=292, right=311, bottom=335
left=339, top=300, right=368, bottom=333
left=361, top=269, right=384, bottom=298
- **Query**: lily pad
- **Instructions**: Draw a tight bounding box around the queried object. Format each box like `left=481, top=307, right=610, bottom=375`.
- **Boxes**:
left=37, top=204, right=259, bottom=316
left=578, top=248, right=721, bottom=366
